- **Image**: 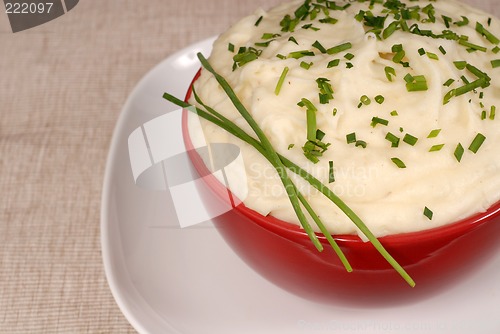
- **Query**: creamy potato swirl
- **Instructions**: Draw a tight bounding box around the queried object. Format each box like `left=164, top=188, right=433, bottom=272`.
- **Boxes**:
left=189, top=0, right=500, bottom=238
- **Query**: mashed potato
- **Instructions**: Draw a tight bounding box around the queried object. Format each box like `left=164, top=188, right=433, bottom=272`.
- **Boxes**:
left=189, top=0, right=500, bottom=238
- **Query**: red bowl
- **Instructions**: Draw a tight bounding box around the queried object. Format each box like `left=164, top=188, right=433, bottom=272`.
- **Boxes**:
left=182, top=70, right=500, bottom=305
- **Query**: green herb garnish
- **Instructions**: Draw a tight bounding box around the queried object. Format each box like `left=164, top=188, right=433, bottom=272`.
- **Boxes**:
left=385, top=66, right=396, bottom=82
left=454, top=143, right=464, bottom=162
left=329, top=160, right=335, bottom=183
left=346, top=132, right=357, bottom=144
left=476, top=22, right=500, bottom=45
left=375, top=95, right=385, bottom=104
left=327, top=59, right=340, bottom=68
left=385, top=132, right=400, bottom=147
left=326, top=42, right=352, bottom=55
left=423, top=207, right=433, bottom=220
left=468, top=133, right=486, bottom=153
left=429, top=144, right=445, bottom=152
left=391, top=157, right=406, bottom=168
left=371, top=117, right=389, bottom=127
left=275, top=67, right=290, bottom=95
left=403, top=133, right=418, bottom=146
left=358, top=95, right=371, bottom=108
left=427, top=129, right=442, bottom=138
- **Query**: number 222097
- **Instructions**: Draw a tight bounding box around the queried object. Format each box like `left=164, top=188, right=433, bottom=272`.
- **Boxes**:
left=5, top=2, right=54, bottom=14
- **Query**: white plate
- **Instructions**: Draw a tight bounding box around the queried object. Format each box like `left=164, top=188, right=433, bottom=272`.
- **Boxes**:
left=101, top=37, right=500, bottom=334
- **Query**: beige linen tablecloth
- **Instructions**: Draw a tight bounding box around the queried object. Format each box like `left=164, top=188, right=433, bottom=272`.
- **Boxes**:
left=0, top=0, right=498, bottom=333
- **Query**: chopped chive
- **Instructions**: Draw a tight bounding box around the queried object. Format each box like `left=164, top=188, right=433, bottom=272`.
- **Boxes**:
left=346, top=62, right=354, bottom=69
left=358, top=95, right=371, bottom=108
left=288, top=50, right=315, bottom=59
left=228, top=43, right=235, bottom=52
left=427, top=52, right=439, bottom=60
left=275, top=67, right=290, bottom=96
left=439, top=45, right=447, bottom=55
left=288, top=144, right=295, bottom=150
left=354, top=9, right=365, bottom=22
left=327, top=59, right=340, bottom=68
left=319, top=17, right=339, bottom=25
left=391, top=157, right=406, bottom=168
left=346, top=132, right=357, bottom=144
left=303, top=150, right=320, bottom=163
left=375, top=95, right=385, bottom=104
left=316, top=78, right=334, bottom=104
left=301, top=23, right=320, bottom=31
left=254, top=40, right=273, bottom=48
left=344, top=53, right=355, bottom=60
left=443, top=78, right=455, bottom=87
left=233, top=51, right=259, bottom=69
left=385, top=132, right=400, bottom=147
left=316, top=129, right=325, bottom=141
left=392, top=50, right=406, bottom=64
left=390, top=110, right=398, bottom=116
left=454, top=143, right=464, bottom=162
left=423, top=207, right=433, bottom=220
left=371, top=116, right=389, bottom=127
left=492, top=60, right=500, bottom=68
left=490, top=106, right=496, bottom=120
left=461, top=75, right=470, bottom=85
left=454, top=16, right=469, bottom=27
left=383, top=21, right=399, bottom=39
left=255, top=15, right=263, bottom=26
left=300, top=61, right=313, bottom=70
left=459, top=39, right=487, bottom=52
left=406, top=75, right=428, bottom=92
left=288, top=36, right=299, bottom=45
left=418, top=48, right=426, bottom=56
left=493, top=46, right=500, bottom=54
left=326, top=42, right=352, bottom=55
left=468, top=133, right=486, bottom=153
left=297, top=98, right=318, bottom=142
left=429, top=144, right=445, bottom=152
left=404, top=73, right=414, bottom=83
left=427, top=129, right=441, bottom=138
left=476, top=22, right=500, bottom=45
left=276, top=54, right=286, bottom=60
left=385, top=66, right=396, bottom=82
left=403, top=133, right=418, bottom=146
left=355, top=140, right=368, bottom=148
left=312, top=40, right=327, bottom=53
left=481, top=110, right=487, bottom=120
left=262, top=33, right=280, bottom=40
left=329, top=161, right=335, bottom=183
left=454, top=61, right=467, bottom=70
left=442, top=15, right=452, bottom=28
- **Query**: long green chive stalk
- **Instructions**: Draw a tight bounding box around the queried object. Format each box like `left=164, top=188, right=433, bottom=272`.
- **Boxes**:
left=163, top=53, right=416, bottom=287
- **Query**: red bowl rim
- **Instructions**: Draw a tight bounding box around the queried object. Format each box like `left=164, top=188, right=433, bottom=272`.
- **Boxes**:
left=182, top=68, right=500, bottom=246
